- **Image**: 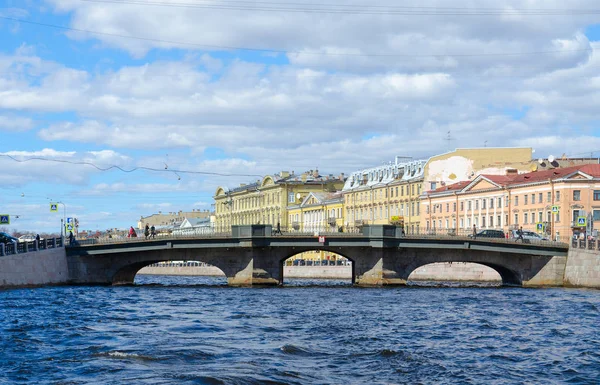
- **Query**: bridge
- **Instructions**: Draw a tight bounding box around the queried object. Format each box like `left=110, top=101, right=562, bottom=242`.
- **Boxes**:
left=64, top=225, right=569, bottom=287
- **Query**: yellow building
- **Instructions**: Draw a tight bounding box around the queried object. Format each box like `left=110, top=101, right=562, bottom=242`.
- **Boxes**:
left=214, top=170, right=345, bottom=231
left=286, top=191, right=346, bottom=263
left=287, top=192, right=344, bottom=233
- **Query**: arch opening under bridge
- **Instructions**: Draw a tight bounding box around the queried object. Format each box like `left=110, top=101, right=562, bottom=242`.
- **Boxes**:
left=280, top=249, right=353, bottom=285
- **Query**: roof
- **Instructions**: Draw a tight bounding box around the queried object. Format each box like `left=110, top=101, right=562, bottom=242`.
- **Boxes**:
left=426, top=164, right=600, bottom=195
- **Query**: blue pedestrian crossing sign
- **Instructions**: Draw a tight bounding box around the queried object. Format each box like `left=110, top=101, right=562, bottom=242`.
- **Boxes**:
left=536, top=223, right=544, bottom=231
left=577, top=216, right=587, bottom=227
left=50, top=203, right=58, bottom=212
left=67, top=217, right=73, bottom=224
left=0, top=215, right=9, bottom=225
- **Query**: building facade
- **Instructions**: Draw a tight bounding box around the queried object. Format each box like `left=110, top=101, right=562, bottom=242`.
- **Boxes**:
left=421, top=164, right=600, bottom=240
left=341, top=148, right=533, bottom=234
left=214, top=170, right=345, bottom=231
left=287, top=192, right=344, bottom=233
left=138, top=210, right=211, bottom=230
left=342, top=158, right=426, bottom=234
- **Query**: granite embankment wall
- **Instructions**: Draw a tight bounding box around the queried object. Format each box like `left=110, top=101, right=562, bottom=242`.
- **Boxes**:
left=0, top=248, right=68, bottom=288
left=563, top=248, right=600, bottom=288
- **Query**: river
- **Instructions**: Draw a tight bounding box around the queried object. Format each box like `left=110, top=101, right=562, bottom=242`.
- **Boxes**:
left=1, top=276, right=598, bottom=384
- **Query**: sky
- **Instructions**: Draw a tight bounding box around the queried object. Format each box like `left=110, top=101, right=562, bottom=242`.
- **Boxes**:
left=1, top=0, right=600, bottom=235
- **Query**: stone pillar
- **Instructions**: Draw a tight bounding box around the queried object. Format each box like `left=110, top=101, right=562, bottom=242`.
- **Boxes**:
left=228, top=225, right=280, bottom=286
left=354, top=225, right=406, bottom=287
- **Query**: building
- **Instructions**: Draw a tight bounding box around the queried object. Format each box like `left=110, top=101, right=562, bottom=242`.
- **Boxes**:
left=214, top=170, right=346, bottom=231
left=342, top=148, right=533, bottom=234
left=287, top=192, right=344, bottom=233
left=342, top=157, right=426, bottom=233
left=138, top=210, right=211, bottom=230
left=421, top=163, right=600, bottom=240
left=172, top=216, right=215, bottom=236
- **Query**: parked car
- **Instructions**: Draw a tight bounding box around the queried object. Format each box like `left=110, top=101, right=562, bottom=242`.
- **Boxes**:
left=0, top=232, right=18, bottom=246
left=468, top=229, right=506, bottom=239
left=509, top=230, right=548, bottom=242
left=18, top=234, right=36, bottom=243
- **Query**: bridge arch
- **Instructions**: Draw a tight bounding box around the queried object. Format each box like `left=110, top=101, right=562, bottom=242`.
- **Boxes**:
left=277, top=247, right=356, bottom=285
left=406, top=262, right=502, bottom=284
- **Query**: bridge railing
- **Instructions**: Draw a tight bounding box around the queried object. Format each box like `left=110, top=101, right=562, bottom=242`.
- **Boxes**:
left=0, top=237, right=64, bottom=257
left=571, top=238, right=600, bottom=251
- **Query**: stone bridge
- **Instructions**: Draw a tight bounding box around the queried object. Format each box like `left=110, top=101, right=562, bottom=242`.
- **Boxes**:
left=65, top=225, right=569, bottom=287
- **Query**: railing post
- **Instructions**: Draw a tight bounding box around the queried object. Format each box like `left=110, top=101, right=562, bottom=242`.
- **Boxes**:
left=24, top=242, right=29, bottom=253
left=0, top=243, right=4, bottom=256
left=51, top=237, right=57, bottom=248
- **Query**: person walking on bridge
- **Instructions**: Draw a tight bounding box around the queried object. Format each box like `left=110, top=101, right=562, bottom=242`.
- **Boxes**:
left=516, top=226, right=524, bottom=242
left=144, top=224, right=150, bottom=240
left=472, top=224, right=477, bottom=239
left=128, top=226, right=137, bottom=238
left=150, top=225, right=156, bottom=239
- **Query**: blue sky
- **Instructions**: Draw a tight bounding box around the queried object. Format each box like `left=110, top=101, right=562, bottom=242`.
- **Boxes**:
left=1, top=1, right=600, bottom=234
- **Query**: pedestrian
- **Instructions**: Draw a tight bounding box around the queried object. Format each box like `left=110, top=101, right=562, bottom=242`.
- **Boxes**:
left=35, top=234, right=40, bottom=244
left=144, top=224, right=150, bottom=240
left=68, top=231, right=75, bottom=246
left=472, top=224, right=477, bottom=239
left=128, top=226, right=137, bottom=238
left=150, top=225, right=156, bottom=239
left=516, top=226, right=524, bottom=242
left=273, top=221, right=282, bottom=235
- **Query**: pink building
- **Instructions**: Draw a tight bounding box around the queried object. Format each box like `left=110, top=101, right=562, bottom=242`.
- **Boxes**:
left=421, top=164, right=600, bottom=240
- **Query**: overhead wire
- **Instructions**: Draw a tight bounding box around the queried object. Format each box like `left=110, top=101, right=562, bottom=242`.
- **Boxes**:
left=0, top=154, right=263, bottom=177
left=79, top=0, right=600, bottom=16
left=0, top=15, right=593, bottom=58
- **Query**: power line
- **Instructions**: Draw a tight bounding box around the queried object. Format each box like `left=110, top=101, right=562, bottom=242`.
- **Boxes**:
left=80, top=0, right=600, bottom=16
left=0, top=15, right=593, bottom=58
left=0, top=154, right=263, bottom=177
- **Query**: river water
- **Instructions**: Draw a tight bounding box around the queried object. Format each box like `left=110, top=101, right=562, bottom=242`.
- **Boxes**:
left=1, top=276, right=598, bottom=384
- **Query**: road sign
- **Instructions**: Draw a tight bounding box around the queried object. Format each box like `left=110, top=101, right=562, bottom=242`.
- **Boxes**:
left=577, top=216, right=587, bottom=227
left=67, top=217, right=73, bottom=224
left=50, top=203, right=58, bottom=212
left=0, top=215, right=9, bottom=225
left=536, top=223, right=544, bottom=231
left=551, top=205, right=559, bottom=213
left=65, top=224, right=74, bottom=232
left=318, top=236, right=326, bottom=243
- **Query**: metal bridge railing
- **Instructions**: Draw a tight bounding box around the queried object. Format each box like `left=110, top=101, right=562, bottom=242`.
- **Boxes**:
left=69, top=226, right=569, bottom=249
left=0, top=237, right=64, bottom=257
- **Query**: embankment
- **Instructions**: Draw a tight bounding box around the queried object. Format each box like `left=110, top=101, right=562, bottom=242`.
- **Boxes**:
left=563, top=248, right=600, bottom=288
left=0, top=248, right=68, bottom=288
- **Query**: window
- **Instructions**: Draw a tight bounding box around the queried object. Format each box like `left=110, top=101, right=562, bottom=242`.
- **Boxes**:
left=556, top=211, right=560, bottom=223
left=515, top=196, right=519, bottom=206
left=460, top=218, right=464, bottom=228
left=556, top=191, right=561, bottom=201
left=467, top=218, right=471, bottom=227
left=572, top=210, right=580, bottom=223
left=482, top=199, right=486, bottom=209
left=475, top=200, right=479, bottom=210
left=594, top=210, right=600, bottom=221
left=426, top=205, right=430, bottom=214
left=538, top=212, right=543, bottom=223
left=524, top=213, right=528, bottom=224
left=468, top=201, right=472, bottom=210
left=431, top=182, right=437, bottom=190
left=547, top=192, right=551, bottom=202
left=490, top=198, right=494, bottom=209
left=445, top=219, right=449, bottom=229
left=395, top=187, right=398, bottom=196
left=497, top=215, right=501, bottom=227
left=573, top=190, right=581, bottom=201
left=461, top=202, right=464, bottom=211
left=539, top=193, right=543, bottom=203
left=489, top=216, right=493, bottom=227
left=594, top=190, right=600, bottom=201
left=531, top=194, right=535, bottom=204
left=401, top=186, right=404, bottom=196
left=482, top=216, right=486, bottom=228
left=498, top=197, right=502, bottom=207
left=453, top=202, right=457, bottom=212
left=524, top=195, right=528, bottom=205
left=506, top=214, right=509, bottom=225
left=446, top=203, right=450, bottom=212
